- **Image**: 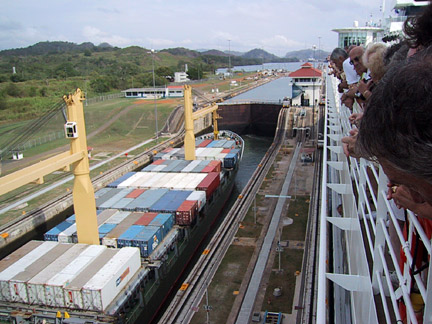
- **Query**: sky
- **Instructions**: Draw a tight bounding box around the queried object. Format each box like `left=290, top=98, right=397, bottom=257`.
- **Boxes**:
left=0, top=0, right=394, bottom=56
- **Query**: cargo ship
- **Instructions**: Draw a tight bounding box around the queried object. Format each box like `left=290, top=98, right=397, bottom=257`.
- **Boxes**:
left=0, top=87, right=244, bottom=323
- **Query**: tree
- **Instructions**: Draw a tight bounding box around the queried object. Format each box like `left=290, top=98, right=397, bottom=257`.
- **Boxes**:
left=90, top=76, right=110, bottom=93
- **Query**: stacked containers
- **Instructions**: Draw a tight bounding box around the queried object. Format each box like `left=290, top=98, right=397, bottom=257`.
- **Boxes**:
left=149, top=213, right=174, bottom=237
left=149, top=190, right=192, bottom=214
left=125, top=188, right=169, bottom=212
left=9, top=243, right=73, bottom=303
left=102, top=212, right=145, bottom=248
left=107, top=172, right=136, bottom=188
left=81, top=247, right=140, bottom=311
left=187, top=191, right=206, bottom=211
left=64, top=249, right=118, bottom=309
left=27, top=244, right=89, bottom=305
left=44, top=245, right=107, bottom=307
left=176, top=200, right=198, bottom=226
left=197, top=172, right=220, bottom=198
left=117, top=224, right=162, bottom=254
left=44, top=221, right=74, bottom=241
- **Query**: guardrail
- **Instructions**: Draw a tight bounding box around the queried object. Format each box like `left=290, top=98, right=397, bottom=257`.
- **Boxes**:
left=317, top=74, right=432, bottom=323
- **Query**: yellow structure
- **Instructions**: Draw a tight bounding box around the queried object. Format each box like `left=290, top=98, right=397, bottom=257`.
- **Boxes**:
left=183, top=85, right=221, bottom=160
left=0, top=89, right=99, bottom=245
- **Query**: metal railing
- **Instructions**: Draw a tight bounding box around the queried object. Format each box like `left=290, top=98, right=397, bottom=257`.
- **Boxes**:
left=317, top=74, right=432, bottom=324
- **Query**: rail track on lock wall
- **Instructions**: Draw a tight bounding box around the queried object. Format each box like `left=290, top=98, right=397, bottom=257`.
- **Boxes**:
left=158, top=107, right=289, bottom=324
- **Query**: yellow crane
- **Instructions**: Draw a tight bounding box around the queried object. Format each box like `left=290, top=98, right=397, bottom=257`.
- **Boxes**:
left=183, top=85, right=221, bottom=160
left=0, top=89, right=100, bottom=245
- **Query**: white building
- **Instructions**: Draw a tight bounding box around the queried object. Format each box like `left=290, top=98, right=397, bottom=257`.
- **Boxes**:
left=122, top=86, right=184, bottom=99
left=288, top=63, right=322, bottom=107
left=174, top=72, right=189, bottom=83
left=332, top=21, right=383, bottom=48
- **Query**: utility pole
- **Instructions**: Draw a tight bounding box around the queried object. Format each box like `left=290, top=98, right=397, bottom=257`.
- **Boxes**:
left=228, top=39, right=231, bottom=92
left=150, top=49, right=159, bottom=142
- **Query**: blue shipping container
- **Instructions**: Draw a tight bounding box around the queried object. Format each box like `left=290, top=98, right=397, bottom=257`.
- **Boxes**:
left=117, top=225, right=145, bottom=248
left=107, top=172, right=136, bottom=188
left=149, top=213, right=174, bottom=237
left=125, top=188, right=169, bottom=211
left=44, top=221, right=74, bottom=241
left=150, top=190, right=192, bottom=213
left=133, top=226, right=163, bottom=257
left=98, top=223, right=117, bottom=234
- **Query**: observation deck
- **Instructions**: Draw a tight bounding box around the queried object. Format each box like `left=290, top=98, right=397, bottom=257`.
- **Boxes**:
left=317, top=73, right=432, bottom=323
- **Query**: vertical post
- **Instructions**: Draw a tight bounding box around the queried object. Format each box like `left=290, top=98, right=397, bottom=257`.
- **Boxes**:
left=205, top=287, right=210, bottom=324
left=254, top=197, right=257, bottom=224
left=151, top=49, right=159, bottom=143
left=184, top=85, right=196, bottom=160
left=64, top=89, right=99, bottom=245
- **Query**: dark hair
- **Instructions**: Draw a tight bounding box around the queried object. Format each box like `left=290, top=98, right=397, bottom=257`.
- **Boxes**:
left=404, top=3, right=432, bottom=49
left=356, top=45, right=432, bottom=181
left=383, top=41, right=409, bottom=66
left=330, top=48, right=348, bottom=61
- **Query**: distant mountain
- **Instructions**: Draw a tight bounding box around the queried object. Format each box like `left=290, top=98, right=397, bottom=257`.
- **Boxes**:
left=0, top=41, right=116, bottom=56
left=285, top=49, right=329, bottom=61
left=159, top=47, right=200, bottom=58
left=201, top=49, right=228, bottom=56
left=225, top=50, right=244, bottom=57
left=242, top=48, right=280, bottom=61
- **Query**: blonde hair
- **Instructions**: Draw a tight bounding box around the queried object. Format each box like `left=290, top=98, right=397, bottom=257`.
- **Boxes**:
left=363, top=43, right=388, bottom=81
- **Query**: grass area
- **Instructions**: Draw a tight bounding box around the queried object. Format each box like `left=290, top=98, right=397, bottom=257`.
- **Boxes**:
left=263, top=249, right=304, bottom=313
left=190, top=245, right=255, bottom=324
left=282, top=196, right=310, bottom=241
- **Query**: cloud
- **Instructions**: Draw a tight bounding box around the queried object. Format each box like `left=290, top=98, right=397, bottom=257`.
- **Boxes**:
left=82, top=26, right=132, bottom=46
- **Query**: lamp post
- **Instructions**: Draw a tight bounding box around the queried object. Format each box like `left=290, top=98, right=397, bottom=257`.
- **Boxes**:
left=150, top=49, right=159, bottom=142
left=312, top=45, right=316, bottom=142
left=228, top=39, right=231, bottom=92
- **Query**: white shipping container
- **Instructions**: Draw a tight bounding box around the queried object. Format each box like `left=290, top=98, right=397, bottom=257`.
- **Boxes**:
left=82, top=247, right=141, bottom=311
left=181, top=160, right=200, bottom=172
left=142, top=172, right=165, bottom=188
left=187, top=190, right=206, bottom=211
left=64, top=249, right=118, bottom=309
left=184, top=174, right=207, bottom=190
left=106, top=211, right=130, bottom=225
left=45, top=245, right=107, bottom=307
left=0, top=241, right=58, bottom=302
left=150, top=173, right=173, bottom=188
left=27, top=244, right=88, bottom=305
left=9, top=243, right=73, bottom=303
left=116, top=172, right=144, bottom=188
left=58, top=223, right=77, bottom=243
left=164, top=173, right=188, bottom=189
left=128, top=172, right=154, bottom=188
left=153, top=165, right=166, bottom=172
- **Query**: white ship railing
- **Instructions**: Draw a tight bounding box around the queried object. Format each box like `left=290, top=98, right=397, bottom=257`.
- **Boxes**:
left=317, top=73, right=432, bottom=324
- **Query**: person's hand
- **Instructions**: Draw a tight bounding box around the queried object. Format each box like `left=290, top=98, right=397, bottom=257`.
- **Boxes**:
left=341, top=128, right=359, bottom=158
left=349, top=113, right=363, bottom=125
left=387, top=184, right=432, bottom=220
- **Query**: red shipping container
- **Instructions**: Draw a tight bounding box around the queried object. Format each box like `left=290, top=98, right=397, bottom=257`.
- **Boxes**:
left=222, top=148, right=231, bottom=153
left=176, top=200, right=198, bottom=226
left=134, top=212, right=158, bottom=226
left=152, top=159, right=165, bottom=165
left=198, top=139, right=212, bottom=147
left=197, top=172, right=220, bottom=198
left=162, top=148, right=173, bottom=153
left=125, top=189, right=146, bottom=198
left=201, top=160, right=221, bottom=173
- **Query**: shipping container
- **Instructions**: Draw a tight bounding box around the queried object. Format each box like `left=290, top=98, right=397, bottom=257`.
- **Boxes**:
left=172, top=160, right=189, bottom=172
left=197, top=172, right=220, bottom=198
left=111, top=197, right=134, bottom=210
left=44, top=245, right=107, bottom=307
left=142, top=172, right=166, bottom=188
left=117, top=225, right=144, bottom=248
left=116, top=172, right=145, bottom=188
left=99, top=223, right=117, bottom=235
left=64, top=249, right=118, bottom=309
left=102, top=212, right=145, bottom=248
left=81, top=247, right=140, bottom=311
left=176, top=200, right=198, bottom=226
left=181, top=160, right=201, bottom=173
left=95, top=188, right=121, bottom=206
left=27, top=244, right=89, bottom=305
left=152, top=159, right=165, bottom=165
left=125, top=188, right=146, bottom=199
left=134, top=212, right=158, bottom=226
left=0, top=241, right=44, bottom=273
left=163, top=173, right=188, bottom=189
left=222, top=140, right=236, bottom=148
left=44, top=221, right=74, bottom=241
left=127, top=172, right=154, bottom=188
left=161, top=160, right=182, bottom=172
left=124, top=188, right=169, bottom=211
left=94, top=187, right=112, bottom=199
left=149, top=190, right=192, bottom=213
left=193, top=160, right=210, bottom=173
left=186, top=191, right=206, bottom=211
left=195, top=138, right=204, bottom=146
left=132, top=226, right=163, bottom=257
left=105, top=211, right=131, bottom=225
left=107, top=172, right=136, bottom=188
left=198, top=139, right=212, bottom=147
left=223, top=152, right=237, bottom=169
left=98, top=188, right=133, bottom=210
left=4, top=243, right=71, bottom=303
left=149, top=213, right=174, bottom=237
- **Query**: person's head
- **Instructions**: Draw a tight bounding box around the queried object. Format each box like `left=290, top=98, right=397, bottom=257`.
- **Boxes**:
left=404, top=2, right=432, bottom=50
left=349, top=46, right=367, bottom=76
left=356, top=46, right=432, bottom=205
left=330, top=48, right=348, bottom=71
left=363, top=43, right=387, bottom=82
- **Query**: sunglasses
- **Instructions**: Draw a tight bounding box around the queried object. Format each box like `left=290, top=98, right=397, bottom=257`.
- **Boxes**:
left=349, top=56, right=361, bottom=65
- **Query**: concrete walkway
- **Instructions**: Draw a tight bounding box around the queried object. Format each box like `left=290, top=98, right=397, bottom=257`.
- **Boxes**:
left=235, top=142, right=302, bottom=324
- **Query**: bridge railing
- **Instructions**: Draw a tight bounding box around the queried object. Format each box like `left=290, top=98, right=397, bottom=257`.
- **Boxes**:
left=317, top=74, right=432, bottom=324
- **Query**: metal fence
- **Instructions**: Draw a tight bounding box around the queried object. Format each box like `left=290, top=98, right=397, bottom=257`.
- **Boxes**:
left=317, top=74, right=431, bottom=324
